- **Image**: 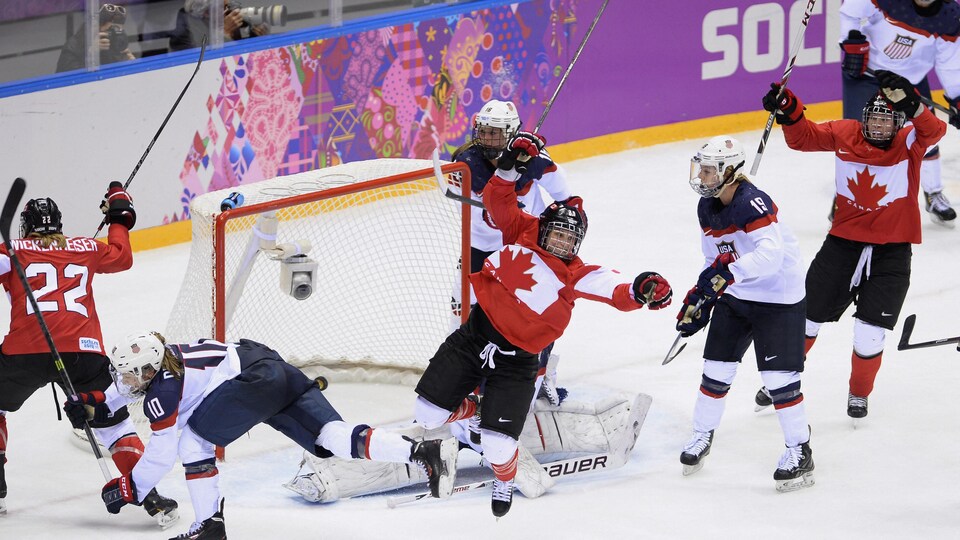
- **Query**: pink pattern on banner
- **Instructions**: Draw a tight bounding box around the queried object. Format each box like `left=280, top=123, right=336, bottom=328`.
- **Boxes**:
left=343, top=31, right=387, bottom=110
left=361, top=88, right=401, bottom=158
left=382, top=57, right=418, bottom=151
left=445, top=16, right=486, bottom=100
left=245, top=49, right=304, bottom=180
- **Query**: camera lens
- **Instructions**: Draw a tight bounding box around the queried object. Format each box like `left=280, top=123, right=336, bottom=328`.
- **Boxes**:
left=291, top=273, right=312, bottom=300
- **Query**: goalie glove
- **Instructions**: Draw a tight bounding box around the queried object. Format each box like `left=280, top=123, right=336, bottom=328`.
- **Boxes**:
left=63, top=390, right=110, bottom=429
left=102, top=474, right=141, bottom=514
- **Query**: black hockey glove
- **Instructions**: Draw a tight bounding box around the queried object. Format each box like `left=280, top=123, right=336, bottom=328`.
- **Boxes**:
left=633, top=272, right=673, bottom=310
left=101, top=181, right=137, bottom=230
left=63, top=390, right=110, bottom=429
left=102, top=474, right=142, bottom=514
left=676, top=286, right=713, bottom=338
left=841, top=30, right=869, bottom=79
left=497, top=132, right=545, bottom=174
left=696, top=252, right=737, bottom=300
left=762, top=83, right=805, bottom=125
left=876, top=70, right=922, bottom=117
left=946, top=94, right=960, bottom=129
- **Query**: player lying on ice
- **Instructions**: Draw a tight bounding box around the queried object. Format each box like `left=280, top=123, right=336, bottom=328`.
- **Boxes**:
left=63, top=333, right=458, bottom=540
left=409, top=132, right=673, bottom=518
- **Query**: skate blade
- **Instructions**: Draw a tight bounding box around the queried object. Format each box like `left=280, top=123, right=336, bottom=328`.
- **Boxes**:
left=930, top=215, right=957, bottom=229
left=850, top=417, right=866, bottom=429
left=754, top=403, right=772, bottom=413
left=682, top=461, right=705, bottom=476
left=776, top=472, right=815, bottom=493
left=155, top=508, right=180, bottom=530
left=0, top=498, right=6, bottom=515
left=437, top=438, right=459, bottom=499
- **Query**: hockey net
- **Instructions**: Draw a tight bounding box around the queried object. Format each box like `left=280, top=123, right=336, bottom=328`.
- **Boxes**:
left=164, top=158, right=471, bottom=385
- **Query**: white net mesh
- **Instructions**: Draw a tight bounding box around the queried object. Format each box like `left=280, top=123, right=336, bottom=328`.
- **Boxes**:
left=165, top=159, right=469, bottom=386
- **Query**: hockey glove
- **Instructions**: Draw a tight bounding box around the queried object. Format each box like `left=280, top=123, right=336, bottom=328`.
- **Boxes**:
left=676, top=286, right=713, bottom=338
left=840, top=30, right=869, bottom=79
left=945, top=94, right=960, bottom=129
left=101, top=181, right=137, bottom=230
left=102, top=474, right=141, bottom=514
left=762, top=83, right=805, bottom=125
left=633, top=272, right=673, bottom=310
left=63, top=390, right=110, bottom=429
left=696, top=252, right=737, bottom=300
left=497, top=132, right=545, bottom=174
left=876, top=70, right=922, bottom=117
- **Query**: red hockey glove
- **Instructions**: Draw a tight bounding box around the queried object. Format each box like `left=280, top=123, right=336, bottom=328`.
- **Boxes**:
left=497, top=132, right=545, bottom=174
left=633, top=272, right=673, bottom=310
left=841, top=30, right=869, bottom=79
left=63, top=390, right=108, bottom=429
left=762, top=83, right=804, bottom=125
left=102, top=474, right=141, bottom=514
left=696, top=252, right=737, bottom=300
left=100, top=181, right=137, bottom=230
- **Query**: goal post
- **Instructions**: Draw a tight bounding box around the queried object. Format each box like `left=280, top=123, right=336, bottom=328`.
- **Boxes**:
left=165, top=158, right=472, bottom=386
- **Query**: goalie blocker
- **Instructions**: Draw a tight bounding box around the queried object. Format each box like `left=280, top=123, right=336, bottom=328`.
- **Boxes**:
left=284, top=391, right=652, bottom=503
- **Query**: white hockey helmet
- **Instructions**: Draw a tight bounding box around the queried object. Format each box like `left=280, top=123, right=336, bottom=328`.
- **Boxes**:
left=473, top=100, right=521, bottom=159
left=689, top=136, right=746, bottom=198
left=109, top=332, right=165, bottom=397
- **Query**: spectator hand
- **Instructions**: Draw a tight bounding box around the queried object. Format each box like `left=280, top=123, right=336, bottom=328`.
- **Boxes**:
left=224, top=9, right=244, bottom=36
left=633, top=272, right=673, bottom=310
left=100, top=181, right=137, bottom=230
left=98, top=32, right=111, bottom=51
left=762, top=83, right=804, bottom=125
left=251, top=23, right=270, bottom=37
left=841, top=30, right=869, bottom=78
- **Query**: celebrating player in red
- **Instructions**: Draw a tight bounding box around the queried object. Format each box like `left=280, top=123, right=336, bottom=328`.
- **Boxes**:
left=676, top=136, right=813, bottom=492
left=413, top=132, right=673, bottom=517
left=0, top=184, right=178, bottom=523
left=762, top=70, right=946, bottom=421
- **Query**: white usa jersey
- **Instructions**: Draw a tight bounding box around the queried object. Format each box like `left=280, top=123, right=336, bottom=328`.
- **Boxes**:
left=840, top=0, right=960, bottom=95
left=697, top=182, right=805, bottom=305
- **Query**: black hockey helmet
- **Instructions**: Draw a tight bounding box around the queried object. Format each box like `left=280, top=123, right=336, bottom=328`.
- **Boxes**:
left=861, top=90, right=905, bottom=148
left=20, top=198, right=63, bottom=238
left=538, top=196, right=587, bottom=261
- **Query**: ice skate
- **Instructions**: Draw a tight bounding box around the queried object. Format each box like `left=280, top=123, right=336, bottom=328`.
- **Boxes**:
left=169, top=499, right=225, bottom=540
left=924, top=191, right=957, bottom=227
left=143, top=487, right=179, bottom=529
left=774, top=440, right=815, bottom=493
left=680, top=430, right=714, bottom=476
left=847, top=393, right=868, bottom=427
left=491, top=477, right=514, bottom=518
left=410, top=437, right=458, bottom=498
left=754, top=386, right=773, bottom=412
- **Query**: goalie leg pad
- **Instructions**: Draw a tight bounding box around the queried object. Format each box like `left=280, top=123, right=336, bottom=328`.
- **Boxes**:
left=284, top=453, right=429, bottom=503
left=513, top=444, right=555, bottom=498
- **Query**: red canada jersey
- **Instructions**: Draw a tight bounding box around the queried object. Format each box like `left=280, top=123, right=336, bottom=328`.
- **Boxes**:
left=782, top=108, right=946, bottom=244
left=0, top=224, right=132, bottom=355
left=472, top=175, right=643, bottom=353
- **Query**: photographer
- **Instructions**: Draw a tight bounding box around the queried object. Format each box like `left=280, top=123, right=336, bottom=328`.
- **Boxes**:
left=56, top=3, right=136, bottom=73
left=169, top=0, right=271, bottom=52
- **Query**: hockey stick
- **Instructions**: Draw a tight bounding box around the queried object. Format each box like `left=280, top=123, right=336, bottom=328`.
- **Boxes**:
left=532, top=0, right=609, bottom=133
left=92, top=35, right=207, bottom=237
left=897, top=314, right=960, bottom=350
left=863, top=68, right=958, bottom=120
left=750, top=0, right=818, bottom=176
left=386, top=451, right=617, bottom=508
left=663, top=297, right=707, bottom=365
left=1, top=178, right=112, bottom=481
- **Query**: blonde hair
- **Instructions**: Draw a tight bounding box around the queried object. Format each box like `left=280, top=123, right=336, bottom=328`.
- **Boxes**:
left=26, top=232, right=67, bottom=249
left=153, top=332, right=184, bottom=379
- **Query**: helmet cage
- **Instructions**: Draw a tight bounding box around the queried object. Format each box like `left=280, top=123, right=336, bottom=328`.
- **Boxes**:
left=861, top=92, right=905, bottom=148
left=20, top=198, right=63, bottom=238
left=473, top=100, right=521, bottom=160
left=538, top=203, right=587, bottom=261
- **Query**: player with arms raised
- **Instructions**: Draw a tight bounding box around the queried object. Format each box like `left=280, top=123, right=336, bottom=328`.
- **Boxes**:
left=413, top=132, right=673, bottom=517
left=0, top=185, right=177, bottom=523
left=761, top=70, right=946, bottom=420
left=675, top=136, right=813, bottom=492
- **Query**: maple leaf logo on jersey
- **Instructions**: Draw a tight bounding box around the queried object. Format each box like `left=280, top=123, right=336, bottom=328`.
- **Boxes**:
left=846, top=167, right=888, bottom=211
left=492, top=247, right=537, bottom=293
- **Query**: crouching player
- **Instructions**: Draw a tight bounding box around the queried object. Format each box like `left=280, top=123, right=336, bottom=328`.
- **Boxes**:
left=64, top=333, right=457, bottom=539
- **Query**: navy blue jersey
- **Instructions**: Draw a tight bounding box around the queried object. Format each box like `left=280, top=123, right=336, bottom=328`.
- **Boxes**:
left=457, top=144, right=555, bottom=195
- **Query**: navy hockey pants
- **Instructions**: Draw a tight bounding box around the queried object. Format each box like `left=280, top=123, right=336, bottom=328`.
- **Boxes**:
left=188, top=339, right=342, bottom=453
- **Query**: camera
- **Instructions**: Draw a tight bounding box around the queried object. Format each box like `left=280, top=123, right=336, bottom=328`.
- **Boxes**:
left=227, top=2, right=288, bottom=27
left=105, top=26, right=129, bottom=56
left=280, top=254, right=317, bottom=301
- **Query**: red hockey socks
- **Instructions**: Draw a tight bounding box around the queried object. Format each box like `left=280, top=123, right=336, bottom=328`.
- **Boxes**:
left=803, top=335, right=817, bottom=358
left=446, top=395, right=478, bottom=423
left=109, top=434, right=145, bottom=475
left=849, top=350, right=882, bottom=397
left=491, top=449, right=519, bottom=482
left=0, top=413, right=7, bottom=464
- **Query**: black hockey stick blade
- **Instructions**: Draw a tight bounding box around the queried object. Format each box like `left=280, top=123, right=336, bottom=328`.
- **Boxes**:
left=897, top=314, right=916, bottom=351
left=0, top=178, right=26, bottom=245
left=662, top=333, right=687, bottom=365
